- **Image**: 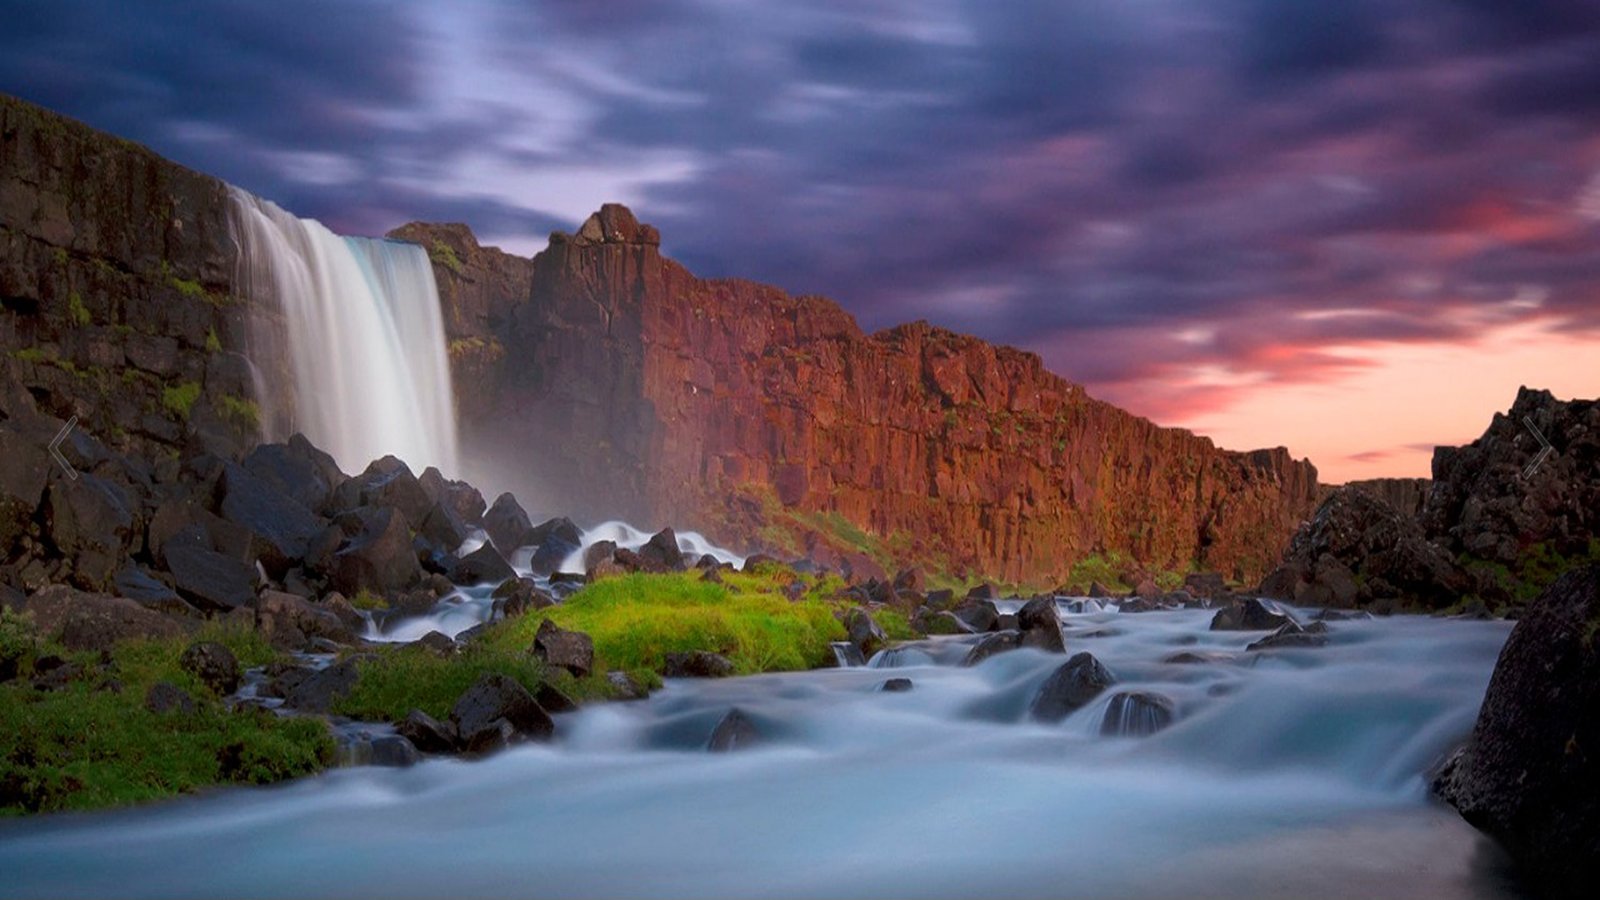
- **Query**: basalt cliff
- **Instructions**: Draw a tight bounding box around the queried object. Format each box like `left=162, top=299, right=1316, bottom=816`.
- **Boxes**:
left=397, top=206, right=1319, bottom=585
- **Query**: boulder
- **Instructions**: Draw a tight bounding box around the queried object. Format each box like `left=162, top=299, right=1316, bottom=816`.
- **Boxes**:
left=1100, top=691, right=1176, bottom=736
left=914, top=608, right=974, bottom=635
left=1434, top=566, right=1600, bottom=892
left=162, top=544, right=256, bottom=612
left=282, top=656, right=364, bottom=713
left=1183, top=572, right=1228, bottom=599
left=415, top=630, right=457, bottom=656
left=111, top=566, right=197, bottom=617
left=637, top=528, right=685, bottom=571
left=328, top=507, right=421, bottom=596
left=606, top=670, right=651, bottom=701
left=482, top=492, right=535, bottom=554
left=21, top=585, right=189, bottom=651
left=843, top=608, right=887, bottom=657
left=880, top=677, right=914, bottom=692
left=451, top=543, right=516, bottom=586
left=241, top=437, right=345, bottom=512
left=256, top=590, right=358, bottom=650
left=1209, top=598, right=1294, bottom=631
left=417, top=502, right=469, bottom=554
left=1016, top=596, right=1066, bottom=653
left=707, top=708, right=761, bottom=752
left=492, top=577, right=555, bottom=619
left=144, top=681, right=197, bottom=715
left=449, top=673, right=554, bottom=751
left=531, top=619, right=594, bottom=677
left=43, top=474, right=136, bottom=590
left=961, top=630, right=1021, bottom=666
left=1030, top=652, right=1116, bottom=723
left=1246, top=620, right=1329, bottom=651
left=663, top=650, right=734, bottom=678
left=418, top=466, right=486, bottom=526
left=179, top=641, right=240, bottom=695
left=395, top=708, right=458, bottom=754
left=950, top=599, right=999, bottom=632
left=213, top=462, right=326, bottom=577
left=337, top=457, right=432, bottom=526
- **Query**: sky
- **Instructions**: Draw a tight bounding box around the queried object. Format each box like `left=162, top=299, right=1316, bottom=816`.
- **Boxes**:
left=4, top=0, right=1599, bottom=482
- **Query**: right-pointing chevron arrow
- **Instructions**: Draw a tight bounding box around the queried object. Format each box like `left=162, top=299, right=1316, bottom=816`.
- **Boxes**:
left=1521, top=415, right=1553, bottom=480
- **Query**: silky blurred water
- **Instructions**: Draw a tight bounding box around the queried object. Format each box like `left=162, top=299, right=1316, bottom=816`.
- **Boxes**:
left=0, top=608, right=1522, bottom=899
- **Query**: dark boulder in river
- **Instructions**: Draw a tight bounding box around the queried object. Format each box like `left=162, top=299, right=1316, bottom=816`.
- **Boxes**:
left=707, top=708, right=762, bottom=752
left=1100, top=691, right=1175, bottom=736
left=450, top=673, right=554, bottom=754
left=1030, top=652, right=1115, bottom=723
left=663, top=651, right=734, bottom=678
left=1209, top=598, right=1293, bottom=631
left=1435, top=565, right=1600, bottom=895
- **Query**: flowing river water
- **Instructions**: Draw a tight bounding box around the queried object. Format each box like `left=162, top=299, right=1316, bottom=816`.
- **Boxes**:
left=0, top=606, right=1523, bottom=899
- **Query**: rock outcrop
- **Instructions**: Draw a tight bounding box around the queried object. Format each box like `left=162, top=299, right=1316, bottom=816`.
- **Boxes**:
left=1434, top=565, right=1600, bottom=894
left=395, top=208, right=1319, bottom=585
left=1264, top=389, right=1599, bottom=611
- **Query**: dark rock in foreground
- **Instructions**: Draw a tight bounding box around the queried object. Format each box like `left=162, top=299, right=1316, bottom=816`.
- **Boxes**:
left=449, top=673, right=554, bottom=755
left=1434, top=565, right=1600, bottom=894
left=179, top=641, right=240, bottom=695
left=532, top=620, right=594, bottom=677
left=880, top=677, right=914, bottom=692
left=1030, top=652, right=1115, bottom=723
left=1210, top=598, right=1293, bottom=632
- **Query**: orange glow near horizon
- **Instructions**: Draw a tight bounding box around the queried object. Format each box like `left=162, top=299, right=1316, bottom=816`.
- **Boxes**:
left=1153, top=319, right=1600, bottom=483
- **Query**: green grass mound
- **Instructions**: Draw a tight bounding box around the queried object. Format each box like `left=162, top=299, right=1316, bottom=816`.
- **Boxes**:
left=0, top=612, right=334, bottom=816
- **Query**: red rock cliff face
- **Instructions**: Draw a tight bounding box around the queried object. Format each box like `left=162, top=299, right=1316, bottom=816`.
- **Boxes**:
left=397, top=206, right=1319, bottom=585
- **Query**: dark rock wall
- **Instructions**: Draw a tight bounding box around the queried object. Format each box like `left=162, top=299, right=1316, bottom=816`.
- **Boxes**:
left=0, top=93, right=269, bottom=461
left=402, top=206, right=1321, bottom=585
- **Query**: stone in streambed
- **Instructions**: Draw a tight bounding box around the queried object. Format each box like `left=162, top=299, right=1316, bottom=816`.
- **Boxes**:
left=606, top=670, right=651, bottom=701
left=282, top=656, right=364, bottom=713
left=880, top=678, right=914, bottom=692
left=1100, top=691, right=1175, bottom=736
left=844, top=608, right=887, bottom=657
left=328, top=507, right=421, bottom=596
left=1246, top=620, right=1329, bottom=651
left=449, top=673, right=554, bottom=754
left=1209, top=598, right=1293, bottom=631
left=483, top=492, right=535, bottom=554
left=1016, top=596, right=1066, bottom=653
left=451, top=543, right=516, bottom=585
left=1030, top=652, right=1115, bottom=723
left=707, top=708, right=761, bottom=752
left=395, top=709, right=458, bottom=754
left=961, top=630, right=1021, bottom=666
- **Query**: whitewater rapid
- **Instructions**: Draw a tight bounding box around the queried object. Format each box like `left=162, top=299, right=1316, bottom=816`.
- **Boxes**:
left=228, top=189, right=459, bottom=476
left=0, top=607, right=1520, bottom=899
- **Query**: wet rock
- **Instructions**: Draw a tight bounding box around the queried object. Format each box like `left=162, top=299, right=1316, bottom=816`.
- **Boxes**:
left=1088, top=581, right=1113, bottom=599
left=395, top=709, right=458, bottom=754
left=663, top=650, right=734, bottom=678
left=369, top=735, right=420, bottom=768
left=828, top=642, right=867, bottom=667
left=1434, top=565, right=1600, bottom=893
left=112, top=566, right=196, bottom=617
left=451, top=543, right=516, bottom=586
left=914, top=608, right=974, bottom=635
left=532, top=620, right=594, bottom=677
left=1100, top=691, right=1176, bottom=736
left=449, top=673, right=553, bottom=752
left=329, top=507, right=422, bottom=596
left=606, top=670, right=651, bottom=701
left=282, top=656, right=364, bottom=713
left=966, top=583, right=1000, bottom=602
left=582, top=540, right=619, bottom=574
left=534, top=681, right=578, bottom=714
left=707, top=708, right=761, bottom=752
left=415, top=630, right=457, bottom=656
left=961, top=630, right=1021, bottom=666
left=1209, top=598, right=1293, bottom=631
left=241, top=437, right=345, bottom=512
left=1030, top=652, right=1116, bottom=723
left=493, top=577, right=554, bottom=619
left=1163, top=650, right=1233, bottom=665
left=880, top=677, right=914, bottom=692
left=844, top=608, right=887, bottom=657
left=893, top=567, right=926, bottom=594
left=418, top=466, right=486, bottom=526
left=1016, top=596, right=1066, bottom=653
left=1183, top=572, right=1228, bottom=599
left=336, top=457, right=432, bottom=527
left=179, top=641, right=240, bottom=695
left=1316, top=608, right=1374, bottom=622
left=482, top=492, right=535, bottom=554
left=144, top=681, right=197, bottom=715
left=950, top=599, right=998, bottom=632
left=639, top=528, right=685, bottom=571
left=417, top=502, right=469, bottom=554
left=1247, top=620, right=1329, bottom=651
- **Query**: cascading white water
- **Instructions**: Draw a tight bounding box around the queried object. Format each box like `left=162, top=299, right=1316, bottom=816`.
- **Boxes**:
left=227, top=188, right=459, bottom=475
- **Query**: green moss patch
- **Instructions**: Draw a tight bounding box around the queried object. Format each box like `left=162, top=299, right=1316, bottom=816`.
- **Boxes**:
left=161, top=381, right=201, bottom=420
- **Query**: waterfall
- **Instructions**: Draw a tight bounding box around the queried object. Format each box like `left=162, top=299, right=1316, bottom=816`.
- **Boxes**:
left=227, top=188, right=459, bottom=476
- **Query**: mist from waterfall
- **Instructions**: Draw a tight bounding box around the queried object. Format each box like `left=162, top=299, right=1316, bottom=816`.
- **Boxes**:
left=227, top=187, right=459, bottom=476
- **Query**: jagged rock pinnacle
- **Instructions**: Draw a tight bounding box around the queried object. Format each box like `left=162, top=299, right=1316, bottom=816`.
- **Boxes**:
left=567, top=203, right=661, bottom=247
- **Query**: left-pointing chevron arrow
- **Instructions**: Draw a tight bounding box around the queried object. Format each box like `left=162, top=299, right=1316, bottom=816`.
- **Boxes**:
left=49, top=416, right=79, bottom=480
left=1521, top=415, right=1554, bottom=480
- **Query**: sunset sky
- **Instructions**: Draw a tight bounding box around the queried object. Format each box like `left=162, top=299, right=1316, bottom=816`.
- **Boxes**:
left=4, top=0, right=1599, bottom=481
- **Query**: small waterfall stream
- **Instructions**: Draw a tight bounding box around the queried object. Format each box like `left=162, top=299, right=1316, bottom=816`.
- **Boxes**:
left=228, top=189, right=459, bottom=476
